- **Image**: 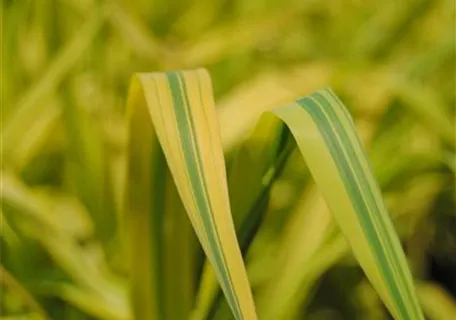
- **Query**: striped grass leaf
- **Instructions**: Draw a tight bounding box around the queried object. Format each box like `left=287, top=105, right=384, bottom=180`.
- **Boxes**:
left=268, top=90, right=424, bottom=320
left=125, top=69, right=257, bottom=320
left=125, top=68, right=424, bottom=320
left=276, top=90, right=424, bottom=319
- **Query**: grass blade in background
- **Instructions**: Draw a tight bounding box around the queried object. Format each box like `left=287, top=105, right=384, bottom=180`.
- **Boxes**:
left=0, top=266, right=50, bottom=320
left=124, top=89, right=198, bottom=320
left=125, top=69, right=257, bottom=320
left=162, top=174, right=199, bottom=320
left=191, top=113, right=295, bottom=319
left=0, top=173, right=130, bottom=320
left=394, top=81, right=455, bottom=147
left=40, top=283, right=130, bottom=320
left=418, top=282, right=456, bottom=319
left=256, top=186, right=334, bottom=319
left=2, top=12, right=104, bottom=169
left=60, top=82, right=117, bottom=255
left=125, top=89, right=166, bottom=319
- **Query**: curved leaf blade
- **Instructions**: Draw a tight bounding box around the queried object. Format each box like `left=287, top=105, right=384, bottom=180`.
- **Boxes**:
left=125, top=69, right=257, bottom=320
left=269, top=88, right=424, bottom=320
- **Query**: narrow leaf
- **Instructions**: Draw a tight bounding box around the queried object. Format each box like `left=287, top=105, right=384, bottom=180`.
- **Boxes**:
left=125, top=69, right=257, bottom=320
left=268, top=89, right=424, bottom=320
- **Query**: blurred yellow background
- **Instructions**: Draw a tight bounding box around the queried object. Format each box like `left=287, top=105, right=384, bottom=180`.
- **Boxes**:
left=1, top=0, right=455, bottom=319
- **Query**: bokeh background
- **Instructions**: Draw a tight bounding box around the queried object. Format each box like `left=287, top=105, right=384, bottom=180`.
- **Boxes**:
left=2, top=0, right=455, bottom=319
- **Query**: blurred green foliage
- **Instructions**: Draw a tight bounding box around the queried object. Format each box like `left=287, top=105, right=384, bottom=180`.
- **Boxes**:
left=1, top=0, right=455, bottom=319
